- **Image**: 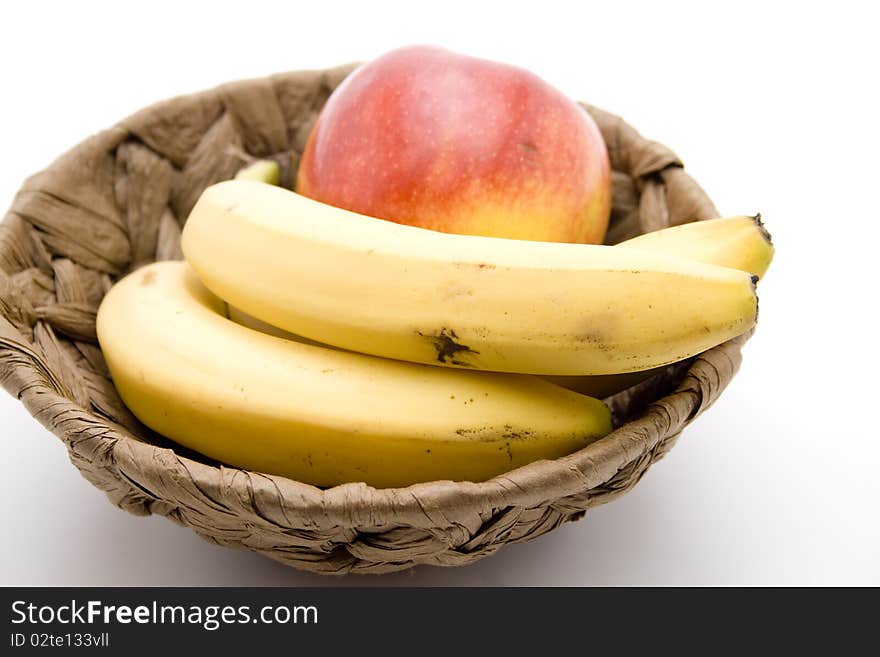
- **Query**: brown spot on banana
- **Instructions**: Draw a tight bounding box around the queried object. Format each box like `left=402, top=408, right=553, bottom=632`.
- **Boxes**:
left=419, top=328, right=480, bottom=366
left=454, top=425, right=537, bottom=442
left=453, top=261, right=496, bottom=270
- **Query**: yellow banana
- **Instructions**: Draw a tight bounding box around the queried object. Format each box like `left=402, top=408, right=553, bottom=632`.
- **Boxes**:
left=96, top=261, right=611, bottom=488
left=617, top=214, right=774, bottom=279
left=221, top=165, right=769, bottom=397
left=549, top=215, right=773, bottom=396
left=181, top=180, right=758, bottom=376
left=233, top=163, right=774, bottom=281
left=234, top=159, right=280, bottom=185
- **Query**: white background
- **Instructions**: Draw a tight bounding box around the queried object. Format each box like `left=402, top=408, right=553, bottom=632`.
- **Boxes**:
left=1, top=1, right=878, bottom=586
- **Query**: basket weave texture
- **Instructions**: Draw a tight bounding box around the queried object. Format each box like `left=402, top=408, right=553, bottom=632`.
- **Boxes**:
left=0, top=63, right=748, bottom=574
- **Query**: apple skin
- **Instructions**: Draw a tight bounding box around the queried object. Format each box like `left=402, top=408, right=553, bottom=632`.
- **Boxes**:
left=296, top=45, right=611, bottom=243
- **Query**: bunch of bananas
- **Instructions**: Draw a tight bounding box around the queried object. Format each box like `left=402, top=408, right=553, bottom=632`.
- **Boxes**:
left=96, top=162, right=772, bottom=488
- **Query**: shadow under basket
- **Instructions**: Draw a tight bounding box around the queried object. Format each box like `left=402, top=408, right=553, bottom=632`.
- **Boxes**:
left=0, top=63, right=750, bottom=575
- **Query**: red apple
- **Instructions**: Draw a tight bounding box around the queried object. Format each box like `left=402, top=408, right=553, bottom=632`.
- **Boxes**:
left=296, top=45, right=611, bottom=243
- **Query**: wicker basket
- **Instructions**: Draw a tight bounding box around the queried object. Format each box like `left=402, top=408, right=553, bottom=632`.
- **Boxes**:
left=0, top=63, right=750, bottom=574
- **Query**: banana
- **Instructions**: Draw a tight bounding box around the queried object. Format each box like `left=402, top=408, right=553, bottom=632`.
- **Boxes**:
left=234, top=159, right=280, bottom=185
left=232, top=163, right=774, bottom=281
left=223, top=167, right=768, bottom=396
left=96, top=261, right=612, bottom=488
left=617, top=214, right=774, bottom=279
left=181, top=180, right=758, bottom=376
left=549, top=215, right=773, bottom=396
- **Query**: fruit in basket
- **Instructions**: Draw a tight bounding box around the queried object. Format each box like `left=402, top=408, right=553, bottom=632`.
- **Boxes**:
left=296, top=45, right=612, bottom=244
left=234, top=158, right=280, bottom=185
left=544, top=216, right=773, bottom=395
left=229, top=159, right=773, bottom=398
left=181, top=180, right=758, bottom=376
left=617, top=214, right=774, bottom=279
left=95, top=261, right=612, bottom=488
left=245, top=158, right=775, bottom=281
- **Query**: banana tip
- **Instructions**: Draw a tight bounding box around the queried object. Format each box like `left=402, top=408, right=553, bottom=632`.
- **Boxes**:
left=752, top=212, right=773, bottom=245
left=751, top=274, right=760, bottom=324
